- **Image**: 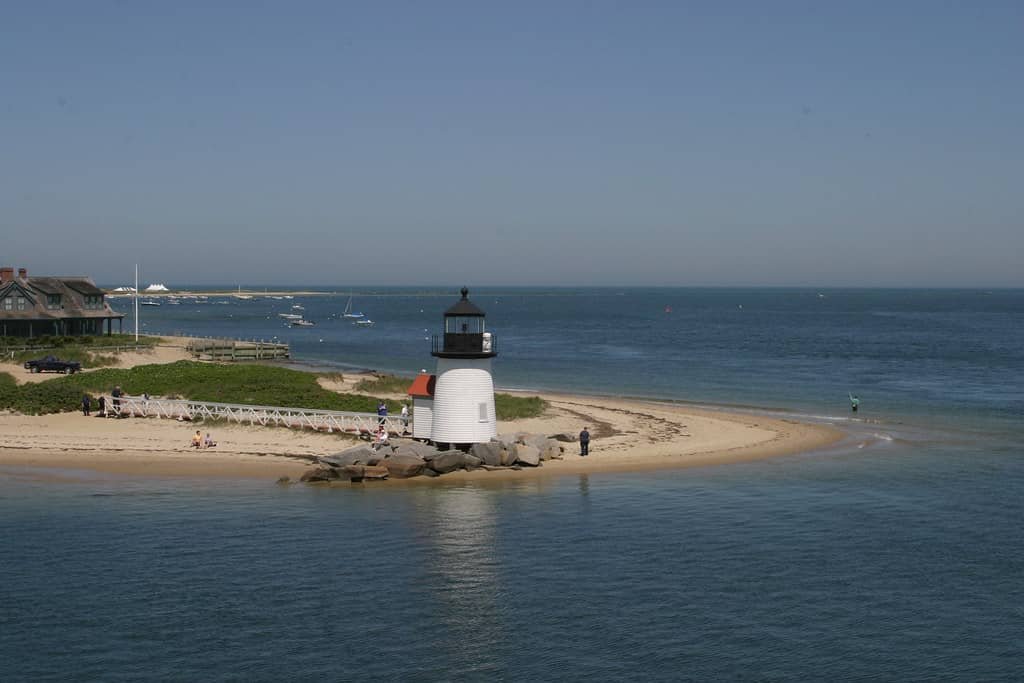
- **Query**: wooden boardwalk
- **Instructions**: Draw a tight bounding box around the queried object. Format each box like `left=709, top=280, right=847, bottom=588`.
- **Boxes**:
left=110, top=396, right=407, bottom=436
left=186, top=338, right=290, bottom=361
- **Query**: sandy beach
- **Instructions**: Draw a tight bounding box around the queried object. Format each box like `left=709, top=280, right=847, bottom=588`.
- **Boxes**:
left=0, top=338, right=843, bottom=482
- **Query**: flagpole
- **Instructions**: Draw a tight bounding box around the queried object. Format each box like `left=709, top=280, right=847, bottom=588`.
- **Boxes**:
left=134, top=264, right=139, bottom=341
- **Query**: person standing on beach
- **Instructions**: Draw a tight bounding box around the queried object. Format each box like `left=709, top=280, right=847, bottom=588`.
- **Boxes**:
left=97, top=395, right=106, bottom=417
left=81, top=394, right=91, bottom=416
left=579, top=427, right=591, bottom=456
left=400, top=403, right=409, bottom=433
left=377, top=400, right=388, bottom=427
left=850, top=394, right=860, bottom=413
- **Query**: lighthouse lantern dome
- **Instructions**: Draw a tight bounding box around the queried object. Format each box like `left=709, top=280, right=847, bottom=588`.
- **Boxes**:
left=431, top=287, right=498, bottom=358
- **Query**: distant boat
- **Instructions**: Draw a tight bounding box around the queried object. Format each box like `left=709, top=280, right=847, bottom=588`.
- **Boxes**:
left=354, top=318, right=374, bottom=327
left=342, top=295, right=365, bottom=319
left=290, top=319, right=316, bottom=327
left=278, top=313, right=303, bottom=320
left=140, top=301, right=161, bottom=307
left=291, top=304, right=304, bottom=310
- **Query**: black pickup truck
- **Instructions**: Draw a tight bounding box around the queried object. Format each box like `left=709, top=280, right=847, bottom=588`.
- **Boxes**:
left=24, top=355, right=82, bottom=374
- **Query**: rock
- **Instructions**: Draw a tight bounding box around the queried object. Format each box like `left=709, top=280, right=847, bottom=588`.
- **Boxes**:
left=514, top=444, right=541, bottom=467
left=428, top=451, right=466, bottom=474
left=275, top=476, right=291, bottom=485
left=384, top=454, right=427, bottom=478
left=522, top=434, right=550, bottom=450
left=540, top=439, right=564, bottom=461
left=471, top=442, right=503, bottom=467
left=393, top=441, right=443, bottom=461
left=500, top=443, right=518, bottom=466
left=429, top=452, right=483, bottom=474
left=421, top=467, right=441, bottom=477
left=342, top=465, right=365, bottom=480
left=320, top=445, right=377, bottom=467
left=300, top=466, right=342, bottom=482
left=362, top=465, right=390, bottom=479
left=549, top=431, right=578, bottom=443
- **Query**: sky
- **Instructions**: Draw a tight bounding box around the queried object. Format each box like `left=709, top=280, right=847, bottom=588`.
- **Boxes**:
left=2, top=1, right=1022, bottom=287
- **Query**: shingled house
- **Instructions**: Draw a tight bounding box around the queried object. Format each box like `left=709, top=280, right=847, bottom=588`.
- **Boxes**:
left=0, top=266, right=125, bottom=338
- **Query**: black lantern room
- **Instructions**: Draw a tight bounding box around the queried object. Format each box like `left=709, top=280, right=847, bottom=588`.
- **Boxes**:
left=431, top=287, right=498, bottom=359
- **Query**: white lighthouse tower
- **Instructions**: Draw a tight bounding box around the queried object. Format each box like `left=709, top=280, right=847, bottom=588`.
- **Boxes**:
left=428, top=287, right=498, bottom=447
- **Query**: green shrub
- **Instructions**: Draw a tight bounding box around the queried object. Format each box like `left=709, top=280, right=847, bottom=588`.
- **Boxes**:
left=494, top=393, right=547, bottom=420
left=353, top=373, right=415, bottom=394
left=0, top=362, right=548, bottom=420
left=0, top=371, right=90, bottom=415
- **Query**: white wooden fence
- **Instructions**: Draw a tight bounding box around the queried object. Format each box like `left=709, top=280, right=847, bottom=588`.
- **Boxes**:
left=109, top=396, right=408, bottom=436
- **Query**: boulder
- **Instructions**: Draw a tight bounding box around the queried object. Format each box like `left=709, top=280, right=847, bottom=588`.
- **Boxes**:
left=471, top=442, right=503, bottom=467
left=320, top=445, right=377, bottom=467
left=384, top=454, right=427, bottom=479
left=540, top=439, right=564, bottom=461
left=342, top=465, right=365, bottom=481
left=514, top=444, right=541, bottom=467
left=300, top=466, right=342, bottom=483
left=499, top=443, right=518, bottom=466
left=393, top=441, right=443, bottom=461
left=362, top=465, right=390, bottom=479
left=549, top=431, right=578, bottom=443
left=522, top=433, right=550, bottom=450
left=429, top=452, right=484, bottom=474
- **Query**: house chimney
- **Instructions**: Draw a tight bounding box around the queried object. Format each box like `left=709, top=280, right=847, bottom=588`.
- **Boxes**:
left=17, top=267, right=27, bottom=280
left=0, top=267, right=13, bottom=283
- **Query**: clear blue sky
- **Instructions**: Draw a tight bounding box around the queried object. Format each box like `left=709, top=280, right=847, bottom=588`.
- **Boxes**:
left=2, top=1, right=1021, bottom=287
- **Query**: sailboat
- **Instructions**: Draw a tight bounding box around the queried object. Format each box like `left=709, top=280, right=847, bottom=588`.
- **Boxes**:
left=342, top=295, right=365, bottom=319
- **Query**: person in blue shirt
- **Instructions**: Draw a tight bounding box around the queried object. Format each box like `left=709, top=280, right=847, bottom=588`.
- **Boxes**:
left=377, top=400, right=388, bottom=426
left=579, top=427, right=591, bottom=456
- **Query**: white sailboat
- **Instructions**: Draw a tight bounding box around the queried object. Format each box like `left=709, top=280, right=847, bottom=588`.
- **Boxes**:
left=342, top=295, right=365, bottom=319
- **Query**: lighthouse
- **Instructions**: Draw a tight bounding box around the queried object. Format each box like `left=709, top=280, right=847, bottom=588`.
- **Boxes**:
left=425, top=287, right=498, bottom=447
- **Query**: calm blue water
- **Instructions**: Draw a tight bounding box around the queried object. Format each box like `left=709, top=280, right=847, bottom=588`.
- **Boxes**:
left=2, top=288, right=1022, bottom=680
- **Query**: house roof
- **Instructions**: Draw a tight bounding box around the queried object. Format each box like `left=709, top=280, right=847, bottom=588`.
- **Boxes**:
left=63, top=279, right=105, bottom=296
left=407, top=373, right=436, bottom=398
left=0, top=275, right=124, bottom=321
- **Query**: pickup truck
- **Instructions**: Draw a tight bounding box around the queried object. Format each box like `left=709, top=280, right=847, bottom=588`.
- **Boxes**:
left=23, top=355, right=82, bottom=374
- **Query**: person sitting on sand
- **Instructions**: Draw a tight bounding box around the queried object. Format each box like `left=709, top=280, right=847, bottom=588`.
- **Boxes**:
left=191, top=430, right=202, bottom=448
left=373, top=425, right=389, bottom=451
left=204, top=433, right=217, bottom=448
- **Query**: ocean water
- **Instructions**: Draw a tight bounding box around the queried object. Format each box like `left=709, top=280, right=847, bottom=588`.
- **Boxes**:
left=2, top=288, right=1022, bottom=680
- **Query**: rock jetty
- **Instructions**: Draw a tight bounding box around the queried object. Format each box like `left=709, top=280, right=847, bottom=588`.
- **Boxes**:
left=300, top=433, right=569, bottom=484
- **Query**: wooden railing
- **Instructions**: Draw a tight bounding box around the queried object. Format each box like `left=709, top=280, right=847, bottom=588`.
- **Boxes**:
left=109, top=396, right=408, bottom=435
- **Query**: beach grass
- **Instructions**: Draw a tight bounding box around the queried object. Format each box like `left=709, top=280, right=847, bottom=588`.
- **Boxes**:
left=0, top=361, right=548, bottom=419
left=354, top=373, right=414, bottom=394
left=495, top=393, right=547, bottom=420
